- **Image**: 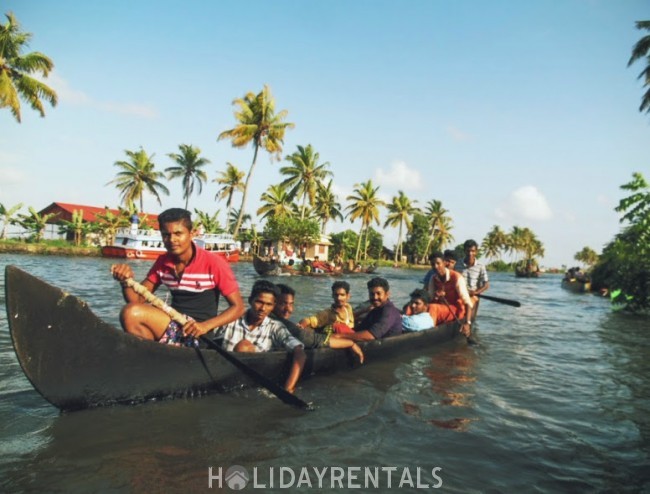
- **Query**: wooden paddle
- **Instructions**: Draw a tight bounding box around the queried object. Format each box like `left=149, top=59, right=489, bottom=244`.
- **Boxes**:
left=124, top=278, right=313, bottom=411
left=477, top=294, right=521, bottom=307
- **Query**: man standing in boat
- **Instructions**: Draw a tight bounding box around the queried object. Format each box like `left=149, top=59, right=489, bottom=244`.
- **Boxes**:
left=110, top=208, right=245, bottom=346
left=332, top=277, right=403, bottom=342
left=456, top=239, right=489, bottom=306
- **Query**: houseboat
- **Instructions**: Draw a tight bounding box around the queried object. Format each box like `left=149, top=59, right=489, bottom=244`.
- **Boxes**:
left=101, top=228, right=239, bottom=262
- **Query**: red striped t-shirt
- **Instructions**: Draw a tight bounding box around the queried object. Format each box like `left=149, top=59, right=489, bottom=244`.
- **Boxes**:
left=146, top=244, right=239, bottom=322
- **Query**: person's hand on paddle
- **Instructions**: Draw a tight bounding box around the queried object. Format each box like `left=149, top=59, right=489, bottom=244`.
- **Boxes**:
left=460, top=322, right=472, bottom=338
left=182, top=318, right=210, bottom=338
left=110, top=264, right=134, bottom=284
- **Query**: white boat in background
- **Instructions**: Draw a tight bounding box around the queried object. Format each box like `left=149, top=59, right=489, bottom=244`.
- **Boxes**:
left=101, top=228, right=240, bottom=262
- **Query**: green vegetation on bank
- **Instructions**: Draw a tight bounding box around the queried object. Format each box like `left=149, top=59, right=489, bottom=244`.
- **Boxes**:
left=0, top=238, right=101, bottom=257
left=591, top=173, right=650, bottom=312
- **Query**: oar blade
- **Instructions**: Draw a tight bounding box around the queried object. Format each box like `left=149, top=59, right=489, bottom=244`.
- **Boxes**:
left=200, top=336, right=313, bottom=411
left=477, top=294, right=521, bottom=307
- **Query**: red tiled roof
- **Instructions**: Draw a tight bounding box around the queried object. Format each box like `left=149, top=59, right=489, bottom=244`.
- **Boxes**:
left=38, top=202, right=159, bottom=228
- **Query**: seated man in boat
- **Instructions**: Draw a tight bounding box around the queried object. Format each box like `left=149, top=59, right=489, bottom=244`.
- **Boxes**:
left=423, top=249, right=457, bottom=288
left=215, top=280, right=306, bottom=394
left=332, top=277, right=403, bottom=342
left=298, top=281, right=355, bottom=334
left=402, top=289, right=435, bottom=332
left=426, top=251, right=474, bottom=338
left=444, top=249, right=457, bottom=270
left=456, top=239, right=489, bottom=306
left=110, top=208, right=245, bottom=347
left=272, top=284, right=364, bottom=361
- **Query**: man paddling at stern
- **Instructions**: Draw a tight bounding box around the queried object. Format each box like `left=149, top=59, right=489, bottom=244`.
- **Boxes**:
left=110, top=208, right=245, bottom=347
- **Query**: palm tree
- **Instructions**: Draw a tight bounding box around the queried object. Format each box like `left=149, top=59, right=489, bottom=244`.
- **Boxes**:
left=384, top=191, right=418, bottom=262
left=214, top=162, right=245, bottom=231
left=508, top=226, right=544, bottom=263
left=314, top=180, right=344, bottom=234
left=94, top=207, right=129, bottom=245
left=346, top=180, right=386, bottom=261
left=628, top=20, right=650, bottom=116
left=257, top=184, right=295, bottom=221
left=165, top=144, right=210, bottom=210
left=506, top=226, right=524, bottom=261
left=218, top=85, right=294, bottom=237
left=193, top=209, right=224, bottom=234
left=0, top=202, right=22, bottom=239
left=228, top=208, right=252, bottom=233
left=422, top=199, right=453, bottom=261
left=108, top=147, right=169, bottom=211
left=57, top=209, right=88, bottom=246
left=279, top=144, right=332, bottom=220
left=0, top=12, right=57, bottom=122
left=574, top=246, right=599, bottom=268
left=481, top=225, right=508, bottom=262
left=15, top=206, right=56, bottom=241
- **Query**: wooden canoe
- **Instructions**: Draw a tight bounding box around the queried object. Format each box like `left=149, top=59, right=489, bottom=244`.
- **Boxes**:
left=561, top=278, right=591, bottom=293
left=253, top=255, right=376, bottom=277
left=4, top=265, right=466, bottom=411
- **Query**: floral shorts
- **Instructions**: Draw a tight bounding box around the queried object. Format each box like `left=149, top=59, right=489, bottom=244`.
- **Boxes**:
left=158, top=320, right=199, bottom=348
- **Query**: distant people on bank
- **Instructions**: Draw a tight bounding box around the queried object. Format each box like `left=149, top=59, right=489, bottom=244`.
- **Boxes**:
left=426, top=251, right=474, bottom=338
left=456, top=239, right=489, bottom=305
left=332, top=277, right=403, bottom=342
left=402, top=289, right=435, bottom=332
left=215, top=280, right=306, bottom=394
left=110, top=208, right=245, bottom=347
left=272, top=284, right=364, bottom=362
left=311, top=256, right=332, bottom=273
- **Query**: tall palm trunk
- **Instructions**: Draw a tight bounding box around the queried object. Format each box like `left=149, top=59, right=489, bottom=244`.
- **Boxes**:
left=354, top=225, right=364, bottom=262
left=394, top=221, right=404, bottom=262
left=300, top=194, right=308, bottom=220
left=233, top=144, right=259, bottom=237
left=225, top=193, right=234, bottom=232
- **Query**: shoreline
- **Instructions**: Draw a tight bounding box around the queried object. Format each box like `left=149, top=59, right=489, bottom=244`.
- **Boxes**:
left=1, top=241, right=548, bottom=273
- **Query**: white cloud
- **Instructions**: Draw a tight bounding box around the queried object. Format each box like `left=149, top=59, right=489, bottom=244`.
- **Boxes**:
left=46, top=71, right=158, bottom=118
left=47, top=72, right=91, bottom=105
left=495, top=185, right=553, bottom=222
left=0, top=166, right=26, bottom=185
left=446, top=125, right=471, bottom=142
left=374, top=161, right=423, bottom=191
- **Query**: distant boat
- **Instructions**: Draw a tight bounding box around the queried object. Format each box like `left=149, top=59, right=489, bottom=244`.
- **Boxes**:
left=252, top=255, right=376, bottom=276
left=515, top=267, right=540, bottom=278
left=561, top=278, right=591, bottom=293
left=515, top=259, right=541, bottom=278
left=101, top=228, right=239, bottom=262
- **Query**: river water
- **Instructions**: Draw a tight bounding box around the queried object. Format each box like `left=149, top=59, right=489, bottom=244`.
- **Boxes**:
left=0, top=253, right=648, bottom=493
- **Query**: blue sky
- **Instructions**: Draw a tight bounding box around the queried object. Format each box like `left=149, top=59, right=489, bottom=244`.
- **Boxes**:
left=1, top=0, right=648, bottom=267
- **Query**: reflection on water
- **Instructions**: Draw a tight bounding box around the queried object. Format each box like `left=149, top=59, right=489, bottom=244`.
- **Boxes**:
left=1, top=254, right=649, bottom=492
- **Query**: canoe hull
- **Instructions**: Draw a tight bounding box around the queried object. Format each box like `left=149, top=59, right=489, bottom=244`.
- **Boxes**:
left=5, top=265, right=463, bottom=411
left=561, top=279, right=591, bottom=293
